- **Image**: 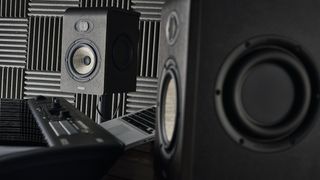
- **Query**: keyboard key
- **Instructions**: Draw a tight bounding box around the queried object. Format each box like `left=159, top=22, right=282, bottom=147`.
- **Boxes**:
left=59, top=121, right=78, bottom=135
left=122, top=116, right=153, bottom=134
left=130, top=114, right=155, bottom=128
left=138, top=111, right=155, bottom=121
left=49, top=121, right=67, bottom=136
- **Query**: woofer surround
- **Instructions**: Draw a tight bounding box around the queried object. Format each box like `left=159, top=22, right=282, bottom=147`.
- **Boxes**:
left=215, top=36, right=317, bottom=152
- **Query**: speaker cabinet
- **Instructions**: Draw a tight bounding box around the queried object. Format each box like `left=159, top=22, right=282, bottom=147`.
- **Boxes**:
left=155, top=0, right=192, bottom=179
left=155, top=0, right=320, bottom=180
left=61, top=8, right=139, bottom=95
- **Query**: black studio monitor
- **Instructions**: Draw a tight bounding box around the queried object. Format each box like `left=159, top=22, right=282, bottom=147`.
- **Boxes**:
left=155, top=0, right=320, bottom=180
left=61, top=8, right=140, bottom=95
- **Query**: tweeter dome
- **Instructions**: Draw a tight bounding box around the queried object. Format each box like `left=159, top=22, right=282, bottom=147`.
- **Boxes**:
left=61, top=8, right=139, bottom=95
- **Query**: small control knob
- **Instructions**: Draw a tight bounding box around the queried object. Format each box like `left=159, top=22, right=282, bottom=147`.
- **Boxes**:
left=49, top=98, right=62, bottom=115
left=59, top=110, right=71, bottom=119
left=49, top=108, right=60, bottom=115
left=52, top=98, right=61, bottom=109
left=36, top=96, right=47, bottom=101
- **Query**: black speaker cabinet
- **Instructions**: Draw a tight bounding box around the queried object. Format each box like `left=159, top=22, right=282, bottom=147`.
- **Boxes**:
left=155, top=0, right=320, bottom=179
left=61, top=8, right=139, bottom=95
left=155, top=0, right=192, bottom=179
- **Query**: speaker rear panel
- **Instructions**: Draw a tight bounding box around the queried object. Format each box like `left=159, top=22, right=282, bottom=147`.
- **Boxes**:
left=189, top=0, right=320, bottom=179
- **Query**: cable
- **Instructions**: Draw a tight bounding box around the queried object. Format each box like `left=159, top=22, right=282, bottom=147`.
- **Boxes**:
left=96, top=95, right=121, bottom=121
left=96, top=105, right=106, bottom=122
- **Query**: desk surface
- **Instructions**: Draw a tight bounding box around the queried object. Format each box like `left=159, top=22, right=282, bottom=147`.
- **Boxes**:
left=104, top=143, right=154, bottom=180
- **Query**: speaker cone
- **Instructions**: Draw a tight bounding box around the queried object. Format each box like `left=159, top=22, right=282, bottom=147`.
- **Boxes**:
left=72, top=45, right=96, bottom=75
left=215, top=36, right=317, bottom=152
left=158, top=59, right=180, bottom=154
left=65, top=39, right=100, bottom=82
left=162, top=71, right=178, bottom=144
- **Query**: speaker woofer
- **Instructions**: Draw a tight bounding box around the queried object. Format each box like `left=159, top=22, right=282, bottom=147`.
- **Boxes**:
left=162, top=69, right=178, bottom=145
left=215, top=36, right=316, bottom=152
left=72, top=45, right=96, bottom=75
left=158, top=59, right=180, bottom=156
left=65, top=39, right=100, bottom=82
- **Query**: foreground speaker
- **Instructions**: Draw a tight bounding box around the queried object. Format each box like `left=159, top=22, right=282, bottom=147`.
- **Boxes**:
left=155, top=0, right=320, bottom=179
left=155, top=1, right=192, bottom=179
left=61, top=8, right=139, bottom=95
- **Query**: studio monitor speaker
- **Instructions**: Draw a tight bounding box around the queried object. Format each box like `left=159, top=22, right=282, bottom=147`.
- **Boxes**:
left=155, top=0, right=320, bottom=179
left=61, top=8, right=139, bottom=95
left=155, top=0, right=192, bottom=179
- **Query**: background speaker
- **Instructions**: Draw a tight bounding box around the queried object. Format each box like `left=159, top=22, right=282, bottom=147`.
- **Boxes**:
left=61, top=8, right=140, bottom=95
left=155, top=0, right=320, bottom=179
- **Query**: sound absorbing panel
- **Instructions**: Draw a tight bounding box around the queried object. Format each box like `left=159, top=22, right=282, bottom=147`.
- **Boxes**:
left=0, top=18, right=28, bottom=68
left=27, top=16, right=62, bottom=71
left=28, top=0, right=79, bottom=17
left=126, top=76, right=158, bottom=113
left=80, top=0, right=131, bottom=10
left=132, top=0, right=163, bottom=21
left=23, top=71, right=75, bottom=103
left=0, top=67, right=24, bottom=99
left=0, top=0, right=27, bottom=18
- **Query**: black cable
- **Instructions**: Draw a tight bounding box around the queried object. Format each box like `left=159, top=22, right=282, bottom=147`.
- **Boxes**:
left=96, top=105, right=106, bottom=122
left=96, top=95, right=121, bottom=122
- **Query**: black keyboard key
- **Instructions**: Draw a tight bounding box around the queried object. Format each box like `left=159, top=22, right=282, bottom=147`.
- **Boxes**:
left=149, top=107, right=156, bottom=113
left=122, top=116, right=153, bottom=134
left=144, top=108, right=156, bottom=117
left=135, top=112, right=155, bottom=125
left=130, top=114, right=155, bottom=128
left=49, top=121, right=68, bottom=136
left=59, top=121, right=78, bottom=135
